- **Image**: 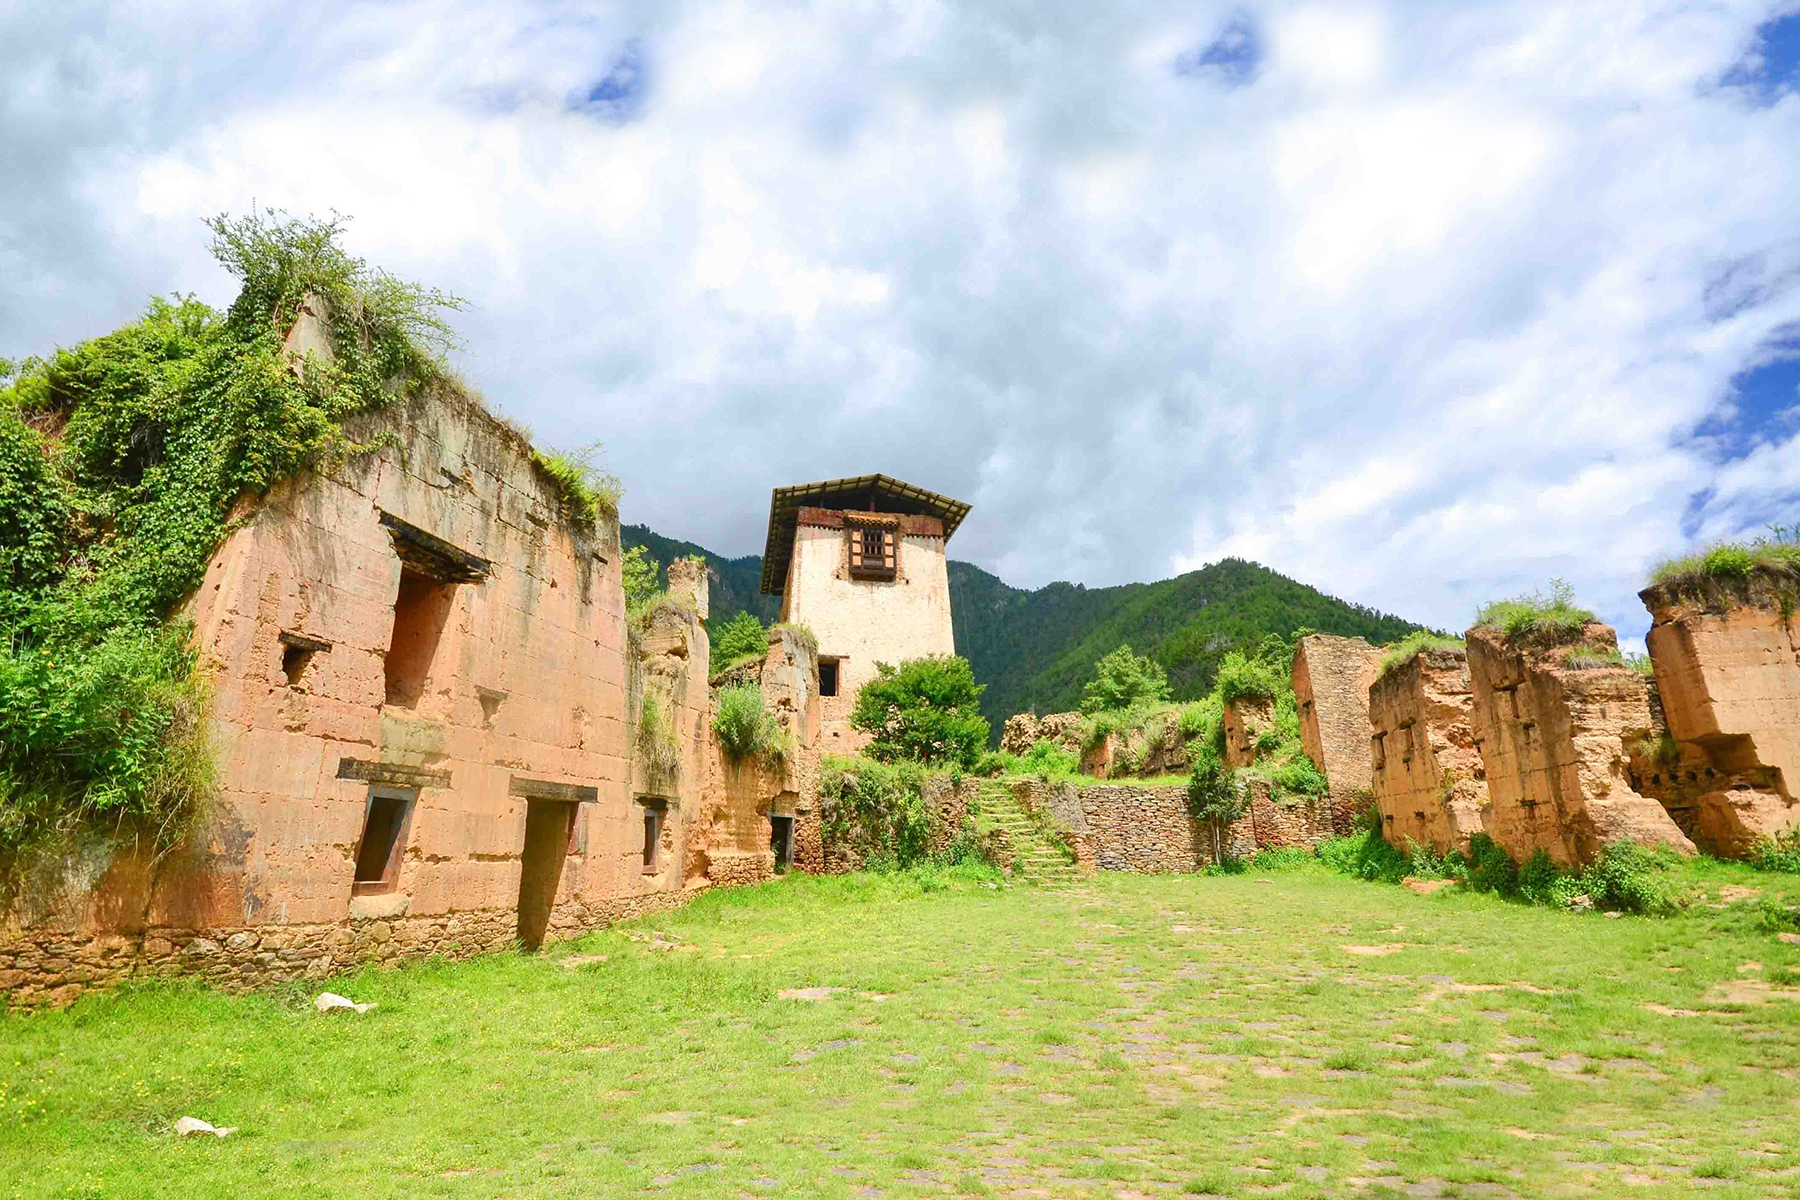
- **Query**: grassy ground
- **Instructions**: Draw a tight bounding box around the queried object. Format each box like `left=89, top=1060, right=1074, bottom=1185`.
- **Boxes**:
left=6, top=861, right=1800, bottom=1199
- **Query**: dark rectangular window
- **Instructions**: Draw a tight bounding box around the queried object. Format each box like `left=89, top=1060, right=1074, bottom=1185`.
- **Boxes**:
left=642, top=805, right=664, bottom=872
left=386, top=569, right=456, bottom=708
left=819, top=659, right=839, bottom=698
left=353, top=787, right=414, bottom=893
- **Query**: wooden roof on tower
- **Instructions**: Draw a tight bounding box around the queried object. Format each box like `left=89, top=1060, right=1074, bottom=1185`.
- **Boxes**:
left=759, top=474, right=971, bottom=595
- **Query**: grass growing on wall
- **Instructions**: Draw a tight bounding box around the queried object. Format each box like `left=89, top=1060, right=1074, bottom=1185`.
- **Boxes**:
left=1472, top=578, right=1596, bottom=645
left=1375, top=630, right=1465, bottom=679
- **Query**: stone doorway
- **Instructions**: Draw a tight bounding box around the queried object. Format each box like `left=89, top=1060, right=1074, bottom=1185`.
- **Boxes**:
left=517, top=800, right=576, bottom=950
left=770, top=815, right=795, bottom=873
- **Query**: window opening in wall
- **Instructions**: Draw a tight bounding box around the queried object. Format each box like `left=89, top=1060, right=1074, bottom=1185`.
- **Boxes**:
left=819, top=658, right=840, bottom=698
left=770, top=815, right=795, bottom=873
left=847, top=524, right=897, bottom=580
left=641, top=801, right=666, bottom=873
left=353, top=786, right=415, bottom=894
left=386, top=568, right=456, bottom=708
left=282, top=644, right=315, bottom=687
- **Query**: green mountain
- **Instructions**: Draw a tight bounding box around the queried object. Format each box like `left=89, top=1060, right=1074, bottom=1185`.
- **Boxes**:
left=621, top=527, right=1424, bottom=734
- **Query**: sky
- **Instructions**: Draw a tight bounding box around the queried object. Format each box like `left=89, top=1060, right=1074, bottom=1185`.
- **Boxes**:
left=2, top=1, right=1798, bottom=648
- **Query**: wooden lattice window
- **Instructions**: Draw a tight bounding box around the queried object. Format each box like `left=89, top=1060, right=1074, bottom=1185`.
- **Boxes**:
left=847, top=523, right=897, bottom=580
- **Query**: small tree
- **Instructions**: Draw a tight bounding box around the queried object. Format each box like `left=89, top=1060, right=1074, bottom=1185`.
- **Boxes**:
left=1080, top=644, right=1171, bottom=714
left=710, top=610, right=767, bottom=673
left=849, top=655, right=990, bottom=768
left=621, top=545, right=660, bottom=613
left=1186, top=746, right=1246, bottom=864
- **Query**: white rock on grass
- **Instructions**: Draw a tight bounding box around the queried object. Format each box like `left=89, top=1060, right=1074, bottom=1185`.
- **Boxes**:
left=174, top=1116, right=236, bottom=1138
left=314, top=992, right=377, bottom=1014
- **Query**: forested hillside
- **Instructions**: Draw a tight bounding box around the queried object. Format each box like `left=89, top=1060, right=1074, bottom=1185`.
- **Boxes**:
left=622, top=528, right=1425, bottom=734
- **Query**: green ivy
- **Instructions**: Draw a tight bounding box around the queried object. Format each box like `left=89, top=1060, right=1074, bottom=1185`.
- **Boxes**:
left=0, top=209, right=467, bottom=890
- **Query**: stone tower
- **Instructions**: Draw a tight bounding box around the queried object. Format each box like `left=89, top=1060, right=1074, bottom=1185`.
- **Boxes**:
left=760, top=474, right=971, bottom=751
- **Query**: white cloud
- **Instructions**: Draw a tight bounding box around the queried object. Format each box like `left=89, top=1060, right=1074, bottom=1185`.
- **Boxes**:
left=2, top=0, right=1798, bottom=649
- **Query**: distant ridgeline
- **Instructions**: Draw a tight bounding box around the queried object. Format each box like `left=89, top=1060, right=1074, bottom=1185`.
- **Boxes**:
left=621, top=526, right=1424, bottom=737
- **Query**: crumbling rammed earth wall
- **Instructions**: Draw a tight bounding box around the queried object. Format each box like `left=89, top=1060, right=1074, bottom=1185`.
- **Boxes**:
left=1293, top=635, right=1382, bottom=796
left=1637, top=573, right=1800, bottom=856
left=1368, top=648, right=1489, bottom=855
left=4, top=385, right=793, bottom=1008
left=1466, top=624, right=1692, bottom=867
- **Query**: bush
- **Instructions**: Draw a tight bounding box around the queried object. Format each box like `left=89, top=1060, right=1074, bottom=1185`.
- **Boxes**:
left=1269, top=752, right=1328, bottom=799
left=1473, top=578, right=1596, bottom=644
left=1651, top=525, right=1800, bottom=587
left=1463, top=834, right=1518, bottom=894
left=713, top=683, right=782, bottom=763
left=1080, top=644, right=1170, bottom=714
left=820, top=756, right=931, bottom=867
left=1577, top=842, right=1684, bottom=915
left=1754, top=831, right=1800, bottom=874
left=0, top=209, right=471, bottom=889
left=1314, top=828, right=1413, bottom=885
left=1214, top=650, right=1279, bottom=706
left=710, top=610, right=767, bottom=674
left=849, top=655, right=990, bottom=769
left=1176, top=696, right=1221, bottom=742
left=621, top=545, right=661, bottom=616
left=1376, top=630, right=1464, bottom=678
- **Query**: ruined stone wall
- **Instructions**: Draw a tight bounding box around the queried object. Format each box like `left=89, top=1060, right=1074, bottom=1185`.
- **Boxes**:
left=779, top=512, right=954, bottom=754
left=1075, top=785, right=1210, bottom=872
left=689, top=623, right=824, bottom=889
left=4, top=387, right=716, bottom=1008
left=1368, top=649, right=1489, bottom=855
left=1244, top=781, right=1340, bottom=849
left=818, top=774, right=974, bottom=874
left=1222, top=698, right=1272, bottom=769
left=1466, top=624, right=1693, bottom=867
left=1294, top=635, right=1382, bottom=794
left=1638, top=575, right=1800, bottom=856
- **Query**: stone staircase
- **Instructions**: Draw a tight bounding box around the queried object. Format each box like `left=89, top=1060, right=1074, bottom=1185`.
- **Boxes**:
left=976, top=783, right=1084, bottom=887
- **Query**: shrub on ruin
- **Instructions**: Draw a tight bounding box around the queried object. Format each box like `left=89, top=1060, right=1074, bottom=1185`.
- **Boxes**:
left=621, top=545, right=662, bottom=616
left=1375, top=630, right=1464, bottom=679
left=1651, top=525, right=1800, bottom=589
left=636, top=691, right=682, bottom=788
left=849, top=655, right=990, bottom=769
left=1213, top=650, right=1280, bottom=706
left=1473, top=578, right=1595, bottom=645
left=1563, top=645, right=1626, bottom=670
left=1080, top=644, right=1170, bottom=714
left=820, top=756, right=931, bottom=866
left=0, top=209, right=472, bottom=893
left=713, top=683, right=782, bottom=763
left=1176, top=696, right=1221, bottom=743
left=532, top=441, right=622, bottom=527
left=1269, top=752, right=1328, bottom=799
left=710, top=610, right=767, bottom=675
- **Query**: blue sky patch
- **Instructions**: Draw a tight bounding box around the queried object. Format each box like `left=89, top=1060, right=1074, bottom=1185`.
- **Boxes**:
left=1721, top=10, right=1800, bottom=105
left=577, top=39, right=645, bottom=121
left=1176, top=12, right=1261, bottom=86
left=1690, top=329, right=1800, bottom=466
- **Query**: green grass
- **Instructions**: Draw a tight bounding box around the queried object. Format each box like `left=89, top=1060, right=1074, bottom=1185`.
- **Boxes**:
left=1376, top=630, right=1465, bottom=679
left=1651, top=533, right=1800, bottom=589
left=7, top=865, right=1800, bottom=1199
left=1473, top=578, right=1596, bottom=645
